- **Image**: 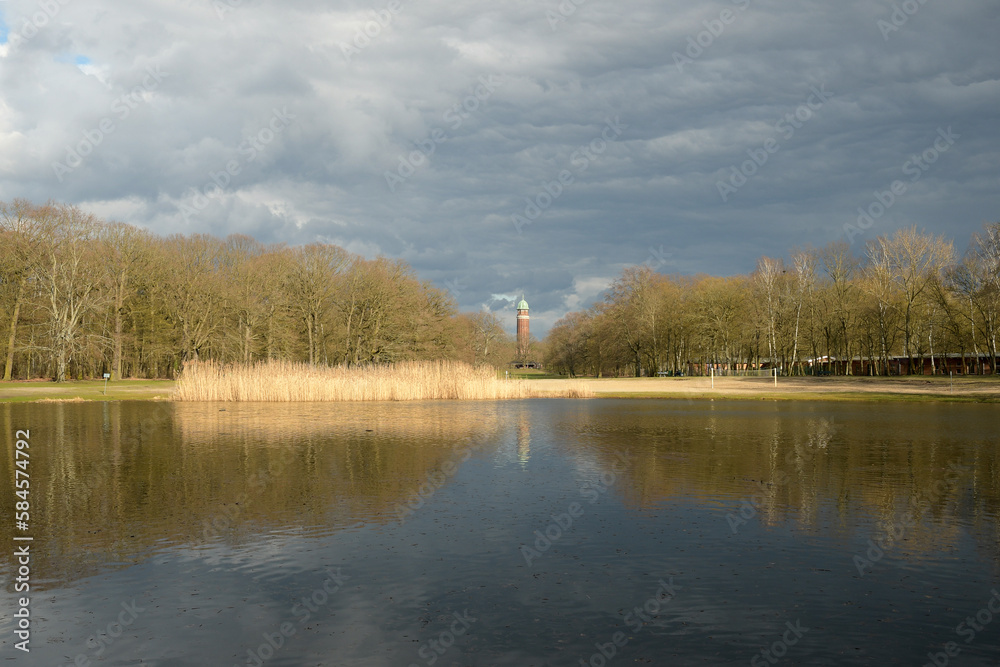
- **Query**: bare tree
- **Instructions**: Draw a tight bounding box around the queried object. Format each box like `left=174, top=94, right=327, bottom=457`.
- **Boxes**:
left=861, top=240, right=901, bottom=375
left=971, top=223, right=1000, bottom=371
left=946, top=223, right=1000, bottom=372
left=470, top=311, right=506, bottom=366
left=607, top=266, right=660, bottom=376
left=789, top=250, right=817, bottom=375
left=879, top=227, right=954, bottom=373
left=99, top=221, right=153, bottom=379
left=159, top=234, right=225, bottom=362
left=820, top=241, right=859, bottom=374
left=291, top=243, right=350, bottom=365
left=545, top=312, right=584, bottom=376
left=694, top=275, right=751, bottom=374
left=36, top=205, right=107, bottom=381
left=340, top=257, right=414, bottom=364
left=256, top=248, right=296, bottom=360
left=0, top=201, right=59, bottom=379
left=754, top=257, right=784, bottom=368
left=220, top=234, right=273, bottom=364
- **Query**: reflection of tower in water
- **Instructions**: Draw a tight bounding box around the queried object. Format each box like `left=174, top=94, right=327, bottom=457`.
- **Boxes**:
left=516, top=411, right=531, bottom=464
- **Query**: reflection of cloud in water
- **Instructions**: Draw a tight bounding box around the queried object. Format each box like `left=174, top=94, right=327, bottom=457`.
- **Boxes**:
left=1, top=400, right=999, bottom=665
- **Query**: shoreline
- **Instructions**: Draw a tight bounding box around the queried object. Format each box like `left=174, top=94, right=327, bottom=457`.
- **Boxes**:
left=0, top=379, right=175, bottom=403
left=530, top=376, right=1000, bottom=403
left=2, top=376, right=998, bottom=403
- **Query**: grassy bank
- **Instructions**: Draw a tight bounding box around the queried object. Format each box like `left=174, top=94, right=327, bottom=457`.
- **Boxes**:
left=588, top=390, right=992, bottom=403
left=0, top=379, right=175, bottom=403
left=7, top=371, right=992, bottom=404
left=174, top=360, right=592, bottom=402
left=527, top=375, right=1000, bottom=403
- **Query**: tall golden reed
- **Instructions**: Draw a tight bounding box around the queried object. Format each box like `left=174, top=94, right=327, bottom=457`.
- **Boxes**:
left=173, top=360, right=591, bottom=402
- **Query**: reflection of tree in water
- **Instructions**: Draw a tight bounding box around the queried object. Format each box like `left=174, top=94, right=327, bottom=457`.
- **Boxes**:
left=573, top=405, right=1000, bottom=565
left=0, top=401, right=503, bottom=589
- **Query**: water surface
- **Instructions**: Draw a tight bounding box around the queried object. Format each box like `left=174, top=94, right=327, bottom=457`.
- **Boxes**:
left=1, top=399, right=998, bottom=665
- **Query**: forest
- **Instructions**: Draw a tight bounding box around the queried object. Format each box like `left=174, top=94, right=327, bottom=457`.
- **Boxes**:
left=4, top=199, right=998, bottom=381
left=0, top=200, right=512, bottom=381
left=544, top=224, right=1000, bottom=377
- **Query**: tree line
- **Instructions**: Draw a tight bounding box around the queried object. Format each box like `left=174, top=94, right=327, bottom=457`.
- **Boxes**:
left=544, top=225, right=1000, bottom=377
left=0, top=200, right=513, bottom=381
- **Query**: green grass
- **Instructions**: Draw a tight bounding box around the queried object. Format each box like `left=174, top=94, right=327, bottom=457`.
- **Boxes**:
left=0, top=379, right=175, bottom=403
left=590, top=390, right=1000, bottom=403
left=508, top=371, right=566, bottom=380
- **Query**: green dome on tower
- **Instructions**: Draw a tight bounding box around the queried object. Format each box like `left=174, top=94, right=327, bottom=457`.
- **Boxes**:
left=516, top=297, right=529, bottom=310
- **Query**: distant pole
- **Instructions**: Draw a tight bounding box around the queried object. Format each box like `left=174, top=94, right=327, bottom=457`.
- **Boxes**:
left=711, top=365, right=714, bottom=389
left=773, top=367, right=777, bottom=388
left=950, top=370, right=953, bottom=393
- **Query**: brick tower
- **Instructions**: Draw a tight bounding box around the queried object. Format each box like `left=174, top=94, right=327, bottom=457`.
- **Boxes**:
left=516, top=296, right=529, bottom=359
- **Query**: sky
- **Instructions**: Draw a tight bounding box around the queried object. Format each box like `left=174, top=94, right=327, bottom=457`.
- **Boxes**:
left=0, top=0, right=998, bottom=336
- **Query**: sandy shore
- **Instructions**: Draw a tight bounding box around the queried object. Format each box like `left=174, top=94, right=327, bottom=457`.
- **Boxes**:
left=530, top=375, right=1000, bottom=401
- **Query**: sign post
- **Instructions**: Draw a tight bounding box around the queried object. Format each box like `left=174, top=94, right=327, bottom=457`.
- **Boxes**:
left=103, top=372, right=111, bottom=395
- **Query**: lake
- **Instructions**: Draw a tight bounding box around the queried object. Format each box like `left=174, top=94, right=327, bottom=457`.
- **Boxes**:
left=1, top=399, right=998, bottom=666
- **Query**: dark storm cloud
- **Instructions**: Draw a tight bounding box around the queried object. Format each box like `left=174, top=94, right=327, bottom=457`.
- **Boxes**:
left=1, top=0, right=998, bottom=336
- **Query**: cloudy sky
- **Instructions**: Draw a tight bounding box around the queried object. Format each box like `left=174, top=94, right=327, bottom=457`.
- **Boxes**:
left=0, top=0, right=998, bottom=335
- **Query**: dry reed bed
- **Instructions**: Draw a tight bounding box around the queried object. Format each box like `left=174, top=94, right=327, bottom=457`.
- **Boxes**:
left=174, top=360, right=591, bottom=401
